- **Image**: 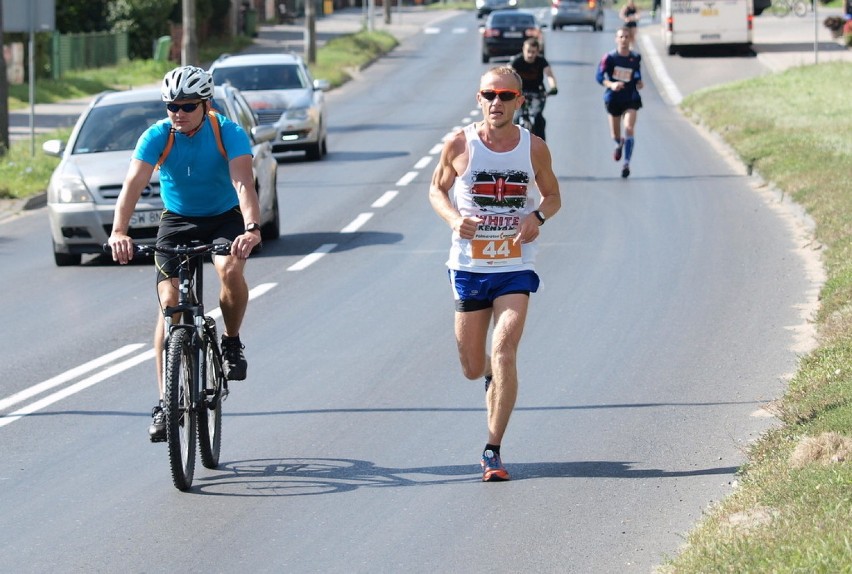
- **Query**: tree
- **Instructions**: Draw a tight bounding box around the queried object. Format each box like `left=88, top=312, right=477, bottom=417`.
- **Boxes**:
left=56, top=0, right=110, bottom=33
left=107, top=0, right=177, bottom=59
left=0, top=4, right=9, bottom=156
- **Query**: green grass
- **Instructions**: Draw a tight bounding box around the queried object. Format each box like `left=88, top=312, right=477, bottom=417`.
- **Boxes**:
left=660, top=62, right=852, bottom=573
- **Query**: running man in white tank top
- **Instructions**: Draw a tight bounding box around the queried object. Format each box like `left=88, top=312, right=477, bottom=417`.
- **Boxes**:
left=429, top=66, right=561, bottom=482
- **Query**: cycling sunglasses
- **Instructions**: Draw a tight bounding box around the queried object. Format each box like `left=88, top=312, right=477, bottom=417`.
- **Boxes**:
left=479, top=89, right=521, bottom=102
left=166, top=101, right=203, bottom=113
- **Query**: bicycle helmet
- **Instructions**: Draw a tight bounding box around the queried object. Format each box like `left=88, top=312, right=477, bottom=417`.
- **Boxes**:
left=161, top=66, right=214, bottom=102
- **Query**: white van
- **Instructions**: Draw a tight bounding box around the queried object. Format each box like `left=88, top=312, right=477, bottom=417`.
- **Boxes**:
left=661, top=0, right=754, bottom=55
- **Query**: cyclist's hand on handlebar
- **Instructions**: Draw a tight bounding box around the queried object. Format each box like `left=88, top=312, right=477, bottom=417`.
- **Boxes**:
left=548, top=87, right=558, bottom=96
left=108, top=233, right=135, bottom=265
left=230, top=231, right=261, bottom=259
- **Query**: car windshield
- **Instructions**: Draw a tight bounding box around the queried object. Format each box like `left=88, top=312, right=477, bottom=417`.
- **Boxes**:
left=212, top=64, right=307, bottom=91
left=492, top=14, right=535, bottom=26
left=73, top=100, right=165, bottom=154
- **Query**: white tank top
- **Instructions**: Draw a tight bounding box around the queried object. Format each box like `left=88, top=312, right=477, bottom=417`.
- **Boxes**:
left=446, top=123, right=540, bottom=272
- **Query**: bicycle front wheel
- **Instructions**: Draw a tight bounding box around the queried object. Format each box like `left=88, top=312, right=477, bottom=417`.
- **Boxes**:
left=792, top=0, right=807, bottom=16
left=769, top=0, right=791, bottom=16
left=198, top=335, right=223, bottom=469
left=165, top=329, right=196, bottom=491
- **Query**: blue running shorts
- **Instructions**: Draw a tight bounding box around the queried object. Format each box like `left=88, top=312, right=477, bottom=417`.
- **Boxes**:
left=449, top=269, right=540, bottom=312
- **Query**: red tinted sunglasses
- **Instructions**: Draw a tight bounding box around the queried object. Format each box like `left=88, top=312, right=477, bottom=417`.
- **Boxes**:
left=479, top=89, right=521, bottom=102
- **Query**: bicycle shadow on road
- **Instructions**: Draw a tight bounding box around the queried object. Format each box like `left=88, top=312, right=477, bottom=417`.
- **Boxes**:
left=191, top=456, right=739, bottom=497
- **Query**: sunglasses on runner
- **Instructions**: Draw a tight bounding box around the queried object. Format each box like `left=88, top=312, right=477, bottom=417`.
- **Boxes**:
left=166, top=102, right=202, bottom=113
left=479, top=89, right=521, bottom=102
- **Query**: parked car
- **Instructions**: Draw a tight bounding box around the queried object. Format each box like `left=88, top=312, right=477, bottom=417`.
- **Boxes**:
left=551, top=0, right=604, bottom=31
left=481, top=10, right=545, bottom=63
left=476, top=0, right=518, bottom=19
left=209, top=53, right=330, bottom=160
left=43, top=84, right=280, bottom=266
left=753, top=0, right=771, bottom=15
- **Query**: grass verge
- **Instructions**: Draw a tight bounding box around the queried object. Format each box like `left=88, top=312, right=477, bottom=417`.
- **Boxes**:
left=0, top=29, right=396, bottom=200
left=661, top=61, right=852, bottom=573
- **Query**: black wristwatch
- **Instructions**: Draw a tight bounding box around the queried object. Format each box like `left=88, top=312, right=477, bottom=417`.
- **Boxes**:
left=533, top=210, right=546, bottom=225
left=245, top=222, right=261, bottom=233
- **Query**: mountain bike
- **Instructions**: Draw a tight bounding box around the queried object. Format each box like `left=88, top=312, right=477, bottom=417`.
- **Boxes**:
left=768, top=0, right=808, bottom=17
left=131, top=241, right=233, bottom=491
left=515, top=89, right=556, bottom=141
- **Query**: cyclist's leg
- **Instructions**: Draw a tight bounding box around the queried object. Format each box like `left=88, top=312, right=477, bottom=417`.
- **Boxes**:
left=215, top=255, right=249, bottom=338
left=203, top=208, right=249, bottom=338
left=154, top=278, right=180, bottom=398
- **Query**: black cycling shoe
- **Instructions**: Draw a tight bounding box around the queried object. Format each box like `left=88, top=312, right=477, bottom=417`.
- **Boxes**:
left=149, top=403, right=166, bottom=443
left=221, top=335, right=247, bottom=381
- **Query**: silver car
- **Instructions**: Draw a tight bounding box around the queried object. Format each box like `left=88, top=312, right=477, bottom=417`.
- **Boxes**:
left=209, top=53, right=330, bottom=160
left=43, top=84, right=280, bottom=266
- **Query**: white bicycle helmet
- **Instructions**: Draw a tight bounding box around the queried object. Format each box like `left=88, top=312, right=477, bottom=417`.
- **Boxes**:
left=161, top=66, right=214, bottom=102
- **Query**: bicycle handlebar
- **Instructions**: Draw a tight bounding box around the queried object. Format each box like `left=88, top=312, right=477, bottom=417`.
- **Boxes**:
left=103, top=242, right=233, bottom=257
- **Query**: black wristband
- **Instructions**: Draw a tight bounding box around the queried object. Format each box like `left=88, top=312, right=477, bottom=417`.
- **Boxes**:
left=533, top=210, right=546, bottom=225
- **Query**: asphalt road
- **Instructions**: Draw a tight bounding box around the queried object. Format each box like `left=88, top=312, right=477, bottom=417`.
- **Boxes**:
left=0, top=6, right=835, bottom=572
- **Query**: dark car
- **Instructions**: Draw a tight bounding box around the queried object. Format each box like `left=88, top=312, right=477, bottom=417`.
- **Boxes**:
left=551, top=0, right=604, bottom=31
left=476, top=0, right=518, bottom=19
left=481, top=10, right=545, bottom=64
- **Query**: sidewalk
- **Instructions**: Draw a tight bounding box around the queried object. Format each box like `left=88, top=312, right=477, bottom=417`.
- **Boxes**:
left=752, top=7, right=851, bottom=72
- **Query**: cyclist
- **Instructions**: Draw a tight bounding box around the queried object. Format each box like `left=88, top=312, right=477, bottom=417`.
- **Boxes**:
left=108, top=66, right=262, bottom=442
left=509, top=38, right=558, bottom=141
left=596, top=27, right=644, bottom=178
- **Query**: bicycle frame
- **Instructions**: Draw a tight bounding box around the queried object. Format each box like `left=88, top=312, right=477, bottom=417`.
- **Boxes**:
left=125, top=240, right=231, bottom=490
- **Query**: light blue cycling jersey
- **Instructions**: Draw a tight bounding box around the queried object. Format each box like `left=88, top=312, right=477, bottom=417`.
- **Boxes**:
left=134, top=112, right=252, bottom=217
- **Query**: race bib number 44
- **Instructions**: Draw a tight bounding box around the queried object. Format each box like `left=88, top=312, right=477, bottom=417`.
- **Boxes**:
left=471, top=228, right=522, bottom=267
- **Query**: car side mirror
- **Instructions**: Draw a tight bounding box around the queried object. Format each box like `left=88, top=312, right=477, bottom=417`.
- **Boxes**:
left=42, top=139, right=66, bottom=157
left=251, top=124, right=277, bottom=144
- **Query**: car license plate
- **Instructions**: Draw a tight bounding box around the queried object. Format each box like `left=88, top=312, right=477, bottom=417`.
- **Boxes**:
left=504, top=31, right=523, bottom=38
left=129, top=210, right=161, bottom=227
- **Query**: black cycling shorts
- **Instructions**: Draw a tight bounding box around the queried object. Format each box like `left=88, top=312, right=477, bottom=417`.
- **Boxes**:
left=154, top=208, right=243, bottom=282
left=606, top=99, right=643, bottom=117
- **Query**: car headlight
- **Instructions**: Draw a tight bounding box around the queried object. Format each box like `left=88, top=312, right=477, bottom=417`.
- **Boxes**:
left=50, top=176, right=94, bottom=204
left=286, top=107, right=310, bottom=121
left=476, top=0, right=485, bottom=8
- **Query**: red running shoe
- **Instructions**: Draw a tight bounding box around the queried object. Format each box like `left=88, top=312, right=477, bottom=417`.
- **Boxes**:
left=481, top=449, right=510, bottom=482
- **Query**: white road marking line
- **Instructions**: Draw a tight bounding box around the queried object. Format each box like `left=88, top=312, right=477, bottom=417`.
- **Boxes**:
left=0, top=349, right=157, bottom=428
left=424, top=27, right=441, bottom=34
left=372, top=191, right=398, bottom=208
left=287, top=243, right=337, bottom=271
left=0, top=344, right=145, bottom=412
left=429, top=143, right=443, bottom=155
left=396, top=171, right=418, bottom=186
left=641, top=35, right=683, bottom=105
left=452, top=27, right=468, bottom=34
left=414, top=156, right=433, bottom=169
left=341, top=212, right=374, bottom=233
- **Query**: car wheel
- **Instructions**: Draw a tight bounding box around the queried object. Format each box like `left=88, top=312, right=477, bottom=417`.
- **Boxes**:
left=53, top=241, right=81, bottom=266
left=306, top=141, right=322, bottom=161
left=261, top=189, right=280, bottom=241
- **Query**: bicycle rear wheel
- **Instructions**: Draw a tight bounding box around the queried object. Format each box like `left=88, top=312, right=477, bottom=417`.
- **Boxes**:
left=165, top=328, right=196, bottom=491
left=792, top=0, right=807, bottom=16
left=198, top=328, right=223, bottom=469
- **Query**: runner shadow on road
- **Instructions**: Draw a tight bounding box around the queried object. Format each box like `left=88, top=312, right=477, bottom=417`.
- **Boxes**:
left=192, top=456, right=739, bottom=496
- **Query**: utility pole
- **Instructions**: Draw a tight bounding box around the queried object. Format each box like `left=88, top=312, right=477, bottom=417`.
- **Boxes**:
left=182, top=0, right=198, bottom=66
left=305, top=0, right=316, bottom=64
left=0, top=1, right=10, bottom=156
